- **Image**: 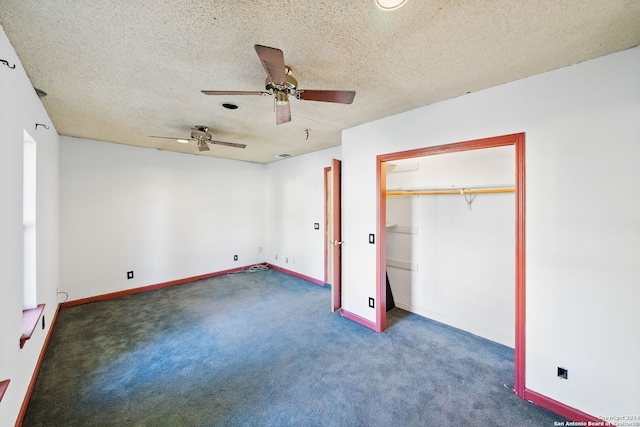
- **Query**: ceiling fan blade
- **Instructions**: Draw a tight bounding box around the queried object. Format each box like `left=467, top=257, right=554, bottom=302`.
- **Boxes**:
left=201, top=90, right=269, bottom=96
left=211, top=140, right=247, bottom=149
left=297, top=90, right=356, bottom=104
left=254, top=45, right=286, bottom=86
left=276, top=102, right=291, bottom=125
left=149, top=135, right=186, bottom=140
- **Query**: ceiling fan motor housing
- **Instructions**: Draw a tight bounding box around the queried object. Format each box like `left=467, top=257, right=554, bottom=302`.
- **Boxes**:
left=265, top=70, right=298, bottom=95
left=191, top=125, right=212, bottom=140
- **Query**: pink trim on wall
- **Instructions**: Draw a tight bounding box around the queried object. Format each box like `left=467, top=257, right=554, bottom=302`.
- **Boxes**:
left=375, top=161, right=387, bottom=333
left=16, top=304, right=61, bottom=427
left=62, top=266, right=254, bottom=308
left=340, top=309, right=378, bottom=331
left=524, top=388, right=608, bottom=425
left=267, top=263, right=325, bottom=286
left=331, top=158, right=343, bottom=312
left=514, top=134, right=526, bottom=397
left=324, top=166, right=331, bottom=284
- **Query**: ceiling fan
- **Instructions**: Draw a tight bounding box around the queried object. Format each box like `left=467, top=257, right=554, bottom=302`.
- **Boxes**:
left=149, top=125, right=246, bottom=152
left=202, top=45, right=356, bottom=125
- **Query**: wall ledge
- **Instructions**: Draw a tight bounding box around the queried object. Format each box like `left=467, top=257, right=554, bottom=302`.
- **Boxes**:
left=20, top=304, right=45, bottom=348
left=16, top=304, right=61, bottom=425
left=0, top=379, right=9, bottom=402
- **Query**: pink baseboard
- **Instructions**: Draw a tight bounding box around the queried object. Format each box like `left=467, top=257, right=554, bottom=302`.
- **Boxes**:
left=340, top=309, right=377, bottom=331
left=62, top=266, right=254, bottom=308
left=524, top=388, right=608, bottom=426
left=266, top=264, right=325, bottom=286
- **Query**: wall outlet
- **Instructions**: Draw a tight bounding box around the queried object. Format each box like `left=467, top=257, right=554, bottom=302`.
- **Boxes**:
left=234, top=255, right=238, bottom=261
left=314, top=223, right=320, bottom=230
left=369, top=297, right=375, bottom=308
left=275, top=254, right=278, bottom=260
left=557, top=367, right=568, bottom=379
left=285, top=257, right=288, bottom=263
left=369, top=233, right=375, bottom=244
left=127, top=271, right=134, bottom=279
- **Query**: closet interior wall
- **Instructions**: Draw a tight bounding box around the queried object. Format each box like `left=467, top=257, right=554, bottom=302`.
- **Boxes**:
left=385, top=146, right=516, bottom=347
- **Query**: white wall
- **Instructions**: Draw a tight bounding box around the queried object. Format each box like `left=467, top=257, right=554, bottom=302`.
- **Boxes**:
left=265, top=147, right=341, bottom=282
left=386, top=146, right=515, bottom=347
left=0, top=25, right=60, bottom=424
left=59, top=137, right=266, bottom=300
left=342, top=47, right=640, bottom=417
left=3, top=18, right=638, bottom=421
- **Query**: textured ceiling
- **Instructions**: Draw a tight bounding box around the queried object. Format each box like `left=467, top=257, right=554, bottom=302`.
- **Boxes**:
left=1, top=1, right=639, bottom=163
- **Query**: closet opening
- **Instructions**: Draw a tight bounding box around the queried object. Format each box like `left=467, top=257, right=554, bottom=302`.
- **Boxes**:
left=376, top=133, right=525, bottom=397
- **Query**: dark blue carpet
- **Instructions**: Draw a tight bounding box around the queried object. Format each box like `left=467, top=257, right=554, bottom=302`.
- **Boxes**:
left=23, top=269, right=565, bottom=426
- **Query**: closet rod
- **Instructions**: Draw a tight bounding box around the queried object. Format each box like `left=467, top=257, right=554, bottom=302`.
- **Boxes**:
left=387, top=187, right=515, bottom=196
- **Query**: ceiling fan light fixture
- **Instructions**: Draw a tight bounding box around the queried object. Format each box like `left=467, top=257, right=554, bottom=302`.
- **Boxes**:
left=374, top=0, right=408, bottom=10
left=275, top=91, right=289, bottom=106
left=197, top=139, right=210, bottom=151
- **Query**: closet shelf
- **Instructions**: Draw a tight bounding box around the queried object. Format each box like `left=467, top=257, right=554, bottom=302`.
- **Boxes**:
left=387, top=187, right=514, bottom=196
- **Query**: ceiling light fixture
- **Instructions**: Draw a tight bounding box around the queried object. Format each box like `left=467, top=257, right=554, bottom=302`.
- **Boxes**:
left=275, top=91, right=289, bottom=106
left=374, top=0, right=408, bottom=11
left=221, top=102, right=239, bottom=110
left=176, top=139, right=190, bottom=144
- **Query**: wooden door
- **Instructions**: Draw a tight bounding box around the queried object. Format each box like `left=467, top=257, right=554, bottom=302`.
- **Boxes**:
left=325, top=159, right=342, bottom=311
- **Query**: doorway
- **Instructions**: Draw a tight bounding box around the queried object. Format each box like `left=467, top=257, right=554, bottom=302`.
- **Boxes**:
left=324, top=159, right=342, bottom=312
left=376, top=133, right=525, bottom=397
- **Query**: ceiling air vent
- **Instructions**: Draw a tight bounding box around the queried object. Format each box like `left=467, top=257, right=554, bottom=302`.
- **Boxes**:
left=274, top=153, right=292, bottom=159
